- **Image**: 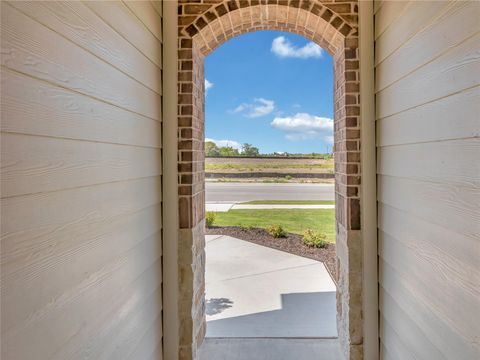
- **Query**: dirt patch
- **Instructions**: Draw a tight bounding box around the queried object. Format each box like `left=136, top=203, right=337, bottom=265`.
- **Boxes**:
left=206, top=226, right=337, bottom=281
left=206, top=177, right=335, bottom=184
left=205, top=157, right=334, bottom=174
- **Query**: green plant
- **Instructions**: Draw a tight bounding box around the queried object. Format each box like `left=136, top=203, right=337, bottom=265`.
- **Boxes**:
left=205, top=212, right=216, bottom=227
left=302, top=229, right=328, bottom=248
left=239, top=223, right=254, bottom=231
left=267, top=224, right=287, bottom=238
left=285, top=175, right=293, bottom=180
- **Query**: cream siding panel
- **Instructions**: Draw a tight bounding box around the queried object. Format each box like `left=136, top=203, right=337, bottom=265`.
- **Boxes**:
left=375, top=1, right=480, bottom=92
left=373, top=0, right=384, bottom=15
left=150, top=0, right=163, bottom=17
left=376, top=86, right=480, bottom=146
left=85, top=1, right=163, bottom=67
left=378, top=176, right=479, bottom=239
left=127, top=314, right=164, bottom=360
left=1, top=70, right=162, bottom=147
left=375, top=1, right=480, bottom=358
left=2, top=204, right=162, bottom=333
left=379, top=233, right=478, bottom=349
left=123, top=1, right=163, bottom=41
left=8, top=1, right=162, bottom=94
left=378, top=203, right=479, bottom=284
left=377, top=139, right=480, bottom=187
left=379, top=289, right=448, bottom=360
left=58, top=261, right=162, bottom=360
left=1, top=3, right=161, bottom=120
left=3, top=235, right=162, bottom=360
left=376, top=33, right=480, bottom=119
left=1, top=177, right=161, bottom=237
left=96, top=286, right=163, bottom=360
left=1, top=133, right=162, bottom=197
left=0, top=0, right=164, bottom=359
left=375, top=0, right=451, bottom=65
left=379, top=316, right=415, bottom=360
left=374, top=0, right=410, bottom=40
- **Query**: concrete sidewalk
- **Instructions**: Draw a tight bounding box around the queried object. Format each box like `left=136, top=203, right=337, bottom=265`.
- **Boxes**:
left=232, top=204, right=335, bottom=210
left=205, top=203, right=235, bottom=212
left=205, top=235, right=337, bottom=338
left=205, top=203, right=335, bottom=212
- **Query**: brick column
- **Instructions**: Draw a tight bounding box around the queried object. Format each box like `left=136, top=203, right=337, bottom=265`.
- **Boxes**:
left=178, top=39, right=206, bottom=360
left=334, top=35, right=363, bottom=359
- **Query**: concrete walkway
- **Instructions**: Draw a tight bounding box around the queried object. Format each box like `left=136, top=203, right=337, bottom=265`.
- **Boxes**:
left=205, top=203, right=335, bottom=212
left=199, top=338, right=342, bottom=360
left=205, top=235, right=337, bottom=338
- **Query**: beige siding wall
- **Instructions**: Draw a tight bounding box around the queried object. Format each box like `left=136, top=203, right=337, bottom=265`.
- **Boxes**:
left=1, top=1, right=164, bottom=359
left=375, top=1, right=480, bottom=359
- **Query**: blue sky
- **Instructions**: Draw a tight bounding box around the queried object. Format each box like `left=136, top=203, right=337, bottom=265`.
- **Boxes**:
left=205, top=30, right=334, bottom=154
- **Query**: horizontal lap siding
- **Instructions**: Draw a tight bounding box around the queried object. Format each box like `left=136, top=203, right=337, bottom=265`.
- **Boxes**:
left=0, top=1, right=164, bottom=359
left=375, top=1, right=480, bottom=359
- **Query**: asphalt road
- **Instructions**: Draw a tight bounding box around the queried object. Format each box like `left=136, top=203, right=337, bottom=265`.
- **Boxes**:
left=205, top=182, right=335, bottom=203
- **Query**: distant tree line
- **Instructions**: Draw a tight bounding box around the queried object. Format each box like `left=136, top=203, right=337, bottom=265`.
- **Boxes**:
left=205, top=141, right=259, bottom=157
left=205, top=141, right=333, bottom=159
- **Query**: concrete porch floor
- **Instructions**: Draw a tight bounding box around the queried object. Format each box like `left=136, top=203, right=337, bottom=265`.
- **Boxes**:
left=199, top=338, right=342, bottom=360
left=200, top=235, right=339, bottom=359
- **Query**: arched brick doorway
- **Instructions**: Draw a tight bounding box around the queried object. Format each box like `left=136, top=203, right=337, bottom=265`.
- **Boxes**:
left=176, top=1, right=362, bottom=359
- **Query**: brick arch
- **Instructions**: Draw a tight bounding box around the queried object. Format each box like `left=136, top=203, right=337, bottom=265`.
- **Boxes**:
left=186, top=3, right=354, bottom=57
left=176, top=1, right=362, bottom=359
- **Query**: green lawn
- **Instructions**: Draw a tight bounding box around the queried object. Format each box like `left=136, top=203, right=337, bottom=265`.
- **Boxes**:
left=241, top=200, right=335, bottom=205
left=211, top=209, right=335, bottom=242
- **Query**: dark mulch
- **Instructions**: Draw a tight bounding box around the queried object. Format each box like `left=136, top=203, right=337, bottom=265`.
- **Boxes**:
left=206, top=226, right=337, bottom=281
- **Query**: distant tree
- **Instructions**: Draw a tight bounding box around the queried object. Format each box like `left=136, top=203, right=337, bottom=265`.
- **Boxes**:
left=242, top=143, right=260, bottom=157
left=218, top=146, right=240, bottom=156
left=205, top=141, right=220, bottom=156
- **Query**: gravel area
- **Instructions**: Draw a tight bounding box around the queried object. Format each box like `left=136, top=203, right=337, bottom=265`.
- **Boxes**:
left=206, top=226, right=337, bottom=281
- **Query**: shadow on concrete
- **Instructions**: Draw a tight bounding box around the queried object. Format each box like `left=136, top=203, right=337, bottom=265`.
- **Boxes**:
left=206, top=291, right=337, bottom=338
left=206, top=297, right=234, bottom=315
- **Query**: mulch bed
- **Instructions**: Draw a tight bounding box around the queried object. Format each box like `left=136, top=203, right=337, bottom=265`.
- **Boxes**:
left=206, top=226, right=337, bottom=281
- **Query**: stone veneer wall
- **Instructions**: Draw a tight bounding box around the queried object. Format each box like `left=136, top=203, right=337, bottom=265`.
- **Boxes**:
left=176, top=1, right=361, bottom=359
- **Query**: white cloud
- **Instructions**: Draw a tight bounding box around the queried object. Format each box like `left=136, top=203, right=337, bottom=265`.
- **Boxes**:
left=249, top=98, right=275, bottom=117
left=232, top=104, right=246, bottom=113
left=271, top=36, right=323, bottom=59
left=205, top=138, right=242, bottom=151
left=205, top=79, right=213, bottom=94
left=230, top=98, right=275, bottom=118
left=271, top=113, right=333, bottom=143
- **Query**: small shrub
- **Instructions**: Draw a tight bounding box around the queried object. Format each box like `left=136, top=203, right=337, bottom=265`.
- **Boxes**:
left=267, top=224, right=287, bottom=238
left=205, top=212, right=216, bottom=227
left=285, top=175, right=293, bottom=180
left=239, top=224, right=254, bottom=231
left=302, top=229, right=328, bottom=248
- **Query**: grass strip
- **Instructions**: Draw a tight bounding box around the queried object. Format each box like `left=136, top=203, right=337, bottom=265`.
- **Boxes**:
left=211, top=208, right=335, bottom=242
left=241, top=200, right=335, bottom=205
